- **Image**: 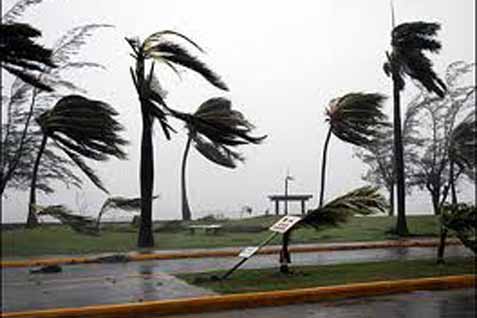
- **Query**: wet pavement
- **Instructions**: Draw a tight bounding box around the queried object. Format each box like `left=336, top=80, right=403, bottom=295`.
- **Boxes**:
left=160, top=289, right=476, bottom=318
left=1, top=244, right=473, bottom=312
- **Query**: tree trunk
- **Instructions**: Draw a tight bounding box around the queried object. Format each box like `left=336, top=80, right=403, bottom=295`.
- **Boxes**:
left=449, top=161, right=457, bottom=205
left=137, top=57, right=154, bottom=248
left=319, top=127, right=332, bottom=207
left=436, top=227, right=448, bottom=264
left=388, top=185, right=394, bottom=216
left=392, top=74, right=409, bottom=236
left=279, top=231, right=292, bottom=274
left=27, top=134, right=47, bottom=228
left=431, top=191, right=440, bottom=215
left=181, top=135, right=192, bottom=221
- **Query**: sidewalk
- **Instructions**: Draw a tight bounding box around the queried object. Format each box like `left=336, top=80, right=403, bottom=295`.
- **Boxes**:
left=1, top=238, right=462, bottom=268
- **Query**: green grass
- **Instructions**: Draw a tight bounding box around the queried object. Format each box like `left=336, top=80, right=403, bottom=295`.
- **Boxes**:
left=178, top=258, right=475, bottom=294
left=1, top=215, right=440, bottom=258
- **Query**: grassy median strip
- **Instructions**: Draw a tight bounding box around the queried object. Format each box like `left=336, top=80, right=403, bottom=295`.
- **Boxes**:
left=178, top=258, right=475, bottom=294
left=2, top=215, right=439, bottom=257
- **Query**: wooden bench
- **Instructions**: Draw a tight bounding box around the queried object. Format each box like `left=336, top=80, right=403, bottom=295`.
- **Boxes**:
left=188, top=224, right=223, bottom=235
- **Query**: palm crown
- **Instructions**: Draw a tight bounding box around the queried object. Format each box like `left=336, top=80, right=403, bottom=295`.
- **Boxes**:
left=384, top=22, right=446, bottom=97
left=448, top=113, right=476, bottom=170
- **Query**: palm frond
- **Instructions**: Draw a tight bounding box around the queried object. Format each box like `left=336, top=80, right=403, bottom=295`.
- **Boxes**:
left=326, top=92, right=389, bottom=146
left=192, top=134, right=243, bottom=168
left=35, top=204, right=99, bottom=236
left=2, top=0, right=44, bottom=23
left=440, top=203, right=476, bottom=254
left=300, top=186, right=387, bottom=230
left=449, top=113, right=476, bottom=169
left=96, top=195, right=159, bottom=225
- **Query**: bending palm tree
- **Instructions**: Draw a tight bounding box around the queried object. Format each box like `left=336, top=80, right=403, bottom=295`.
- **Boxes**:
left=28, top=95, right=127, bottom=227
left=319, top=92, right=388, bottom=206
left=126, top=31, right=228, bottom=247
left=177, top=97, right=265, bottom=220
left=383, top=21, right=446, bottom=235
left=280, top=186, right=387, bottom=273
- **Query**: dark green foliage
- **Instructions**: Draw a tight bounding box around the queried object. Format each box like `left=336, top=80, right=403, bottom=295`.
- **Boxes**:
left=384, top=21, right=446, bottom=97
left=326, top=93, right=389, bottom=146
left=449, top=113, right=476, bottom=171
left=440, top=203, right=476, bottom=253
left=0, top=23, right=55, bottom=91
left=36, top=95, right=127, bottom=193
left=301, top=186, right=387, bottom=230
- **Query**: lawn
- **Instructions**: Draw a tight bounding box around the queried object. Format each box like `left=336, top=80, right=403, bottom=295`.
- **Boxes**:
left=1, top=215, right=440, bottom=258
left=178, top=258, right=475, bottom=294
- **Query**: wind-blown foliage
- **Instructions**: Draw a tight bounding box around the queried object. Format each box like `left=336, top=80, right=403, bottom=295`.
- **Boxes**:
left=384, top=22, right=446, bottom=97
left=35, top=204, right=99, bottom=236
left=127, top=30, right=228, bottom=247
left=449, top=113, right=476, bottom=172
left=440, top=203, right=476, bottom=254
left=28, top=95, right=127, bottom=226
left=319, top=92, right=388, bottom=206
left=1, top=24, right=113, bottom=198
left=176, top=97, right=266, bottom=220
left=96, top=195, right=159, bottom=227
left=0, top=23, right=55, bottom=91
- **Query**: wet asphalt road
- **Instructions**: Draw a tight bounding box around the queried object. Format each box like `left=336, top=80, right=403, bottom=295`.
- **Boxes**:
left=160, top=289, right=476, bottom=318
left=1, top=245, right=473, bottom=312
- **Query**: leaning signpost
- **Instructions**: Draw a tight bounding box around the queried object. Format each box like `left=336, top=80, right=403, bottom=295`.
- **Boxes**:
left=220, top=216, right=302, bottom=280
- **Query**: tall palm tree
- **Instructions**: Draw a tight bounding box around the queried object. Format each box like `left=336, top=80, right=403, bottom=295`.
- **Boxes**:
left=0, top=23, right=55, bottom=91
left=383, top=21, right=446, bottom=235
left=437, top=113, right=475, bottom=263
left=319, top=92, right=388, bottom=207
left=280, top=186, right=387, bottom=273
left=175, top=97, right=265, bottom=220
left=126, top=30, right=228, bottom=247
left=28, top=95, right=127, bottom=227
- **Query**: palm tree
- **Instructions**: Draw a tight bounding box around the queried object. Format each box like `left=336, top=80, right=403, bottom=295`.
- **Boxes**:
left=280, top=186, right=387, bottom=273
left=126, top=30, right=228, bottom=247
left=0, top=23, right=55, bottom=91
left=319, top=92, right=388, bottom=206
left=437, top=113, right=475, bottom=263
left=28, top=95, right=127, bottom=227
left=175, top=97, right=265, bottom=220
left=383, top=21, right=446, bottom=235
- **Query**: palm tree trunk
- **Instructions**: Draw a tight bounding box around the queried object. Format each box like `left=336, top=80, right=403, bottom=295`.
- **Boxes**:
left=137, top=57, right=154, bottom=248
left=319, top=127, right=332, bottom=207
left=27, top=134, right=47, bottom=228
left=181, top=135, right=192, bottom=221
left=392, top=75, right=409, bottom=236
left=279, top=231, right=291, bottom=274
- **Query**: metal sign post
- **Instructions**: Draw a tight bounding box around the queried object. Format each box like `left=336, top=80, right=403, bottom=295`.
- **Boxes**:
left=220, top=216, right=302, bottom=280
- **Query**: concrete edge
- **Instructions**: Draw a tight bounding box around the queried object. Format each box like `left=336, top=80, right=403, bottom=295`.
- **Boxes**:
left=1, top=239, right=462, bottom=268
left=1, top=274, right=474, bottom=318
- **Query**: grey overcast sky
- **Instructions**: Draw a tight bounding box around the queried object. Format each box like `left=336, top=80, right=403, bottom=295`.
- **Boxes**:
left=2, top=0, right=475, bottom=222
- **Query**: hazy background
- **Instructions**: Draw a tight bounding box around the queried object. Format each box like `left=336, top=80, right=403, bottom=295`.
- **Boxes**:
left=1, top=0, right=475, bottom=223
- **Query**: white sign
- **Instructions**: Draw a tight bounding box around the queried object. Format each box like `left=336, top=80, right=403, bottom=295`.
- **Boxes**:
left=269, top=216, right=302, bottom=233
left=239, top=246, right=259, bottom=258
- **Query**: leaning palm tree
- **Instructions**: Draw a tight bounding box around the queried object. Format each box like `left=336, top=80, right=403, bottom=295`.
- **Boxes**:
left=383, top=20, right=446, bottom=235
left=0, top=23, right=55, bottom=91
left=126, top=31, right=228, bottom=247
left=319, top=92, right=388, bottom=206
left=437, top=113, right=475, bottom=263
left=28, top=95, right=127, bottom=227
left=175, top=97, right=265, bottom=220
left=279, top=186, right=387, bottom=273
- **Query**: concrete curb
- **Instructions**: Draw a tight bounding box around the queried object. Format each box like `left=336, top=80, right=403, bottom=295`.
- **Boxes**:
left=1, top=275, right=474, bottom=318
left=1, top=239, right=461, bottom=268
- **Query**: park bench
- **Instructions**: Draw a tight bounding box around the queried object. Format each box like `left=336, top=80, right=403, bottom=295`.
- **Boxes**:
left=188, top=224, right=223, bottom=235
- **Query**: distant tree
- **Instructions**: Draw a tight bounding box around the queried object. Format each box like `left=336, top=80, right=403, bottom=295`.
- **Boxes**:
left=28, top=95, right=127, bottom=227
left=319, top=92, right=388, bottom=206
left=126, top=31, right=228, bottom=247
left=383, top=20, right=446, bottom=235
left=279, top=186, right=386, bottom=273
left=173, top=97, right=265, bottom=220
left=409, top=62, right=475, bottom=216
left=1, top=24, right=112, bottom=200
